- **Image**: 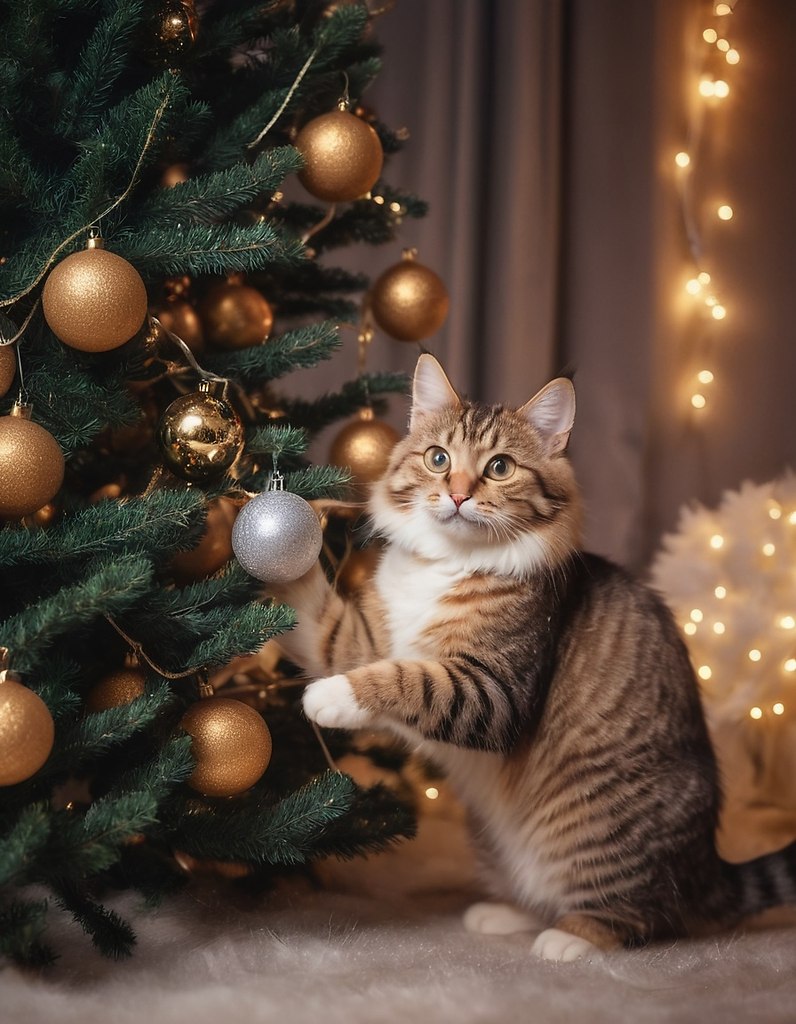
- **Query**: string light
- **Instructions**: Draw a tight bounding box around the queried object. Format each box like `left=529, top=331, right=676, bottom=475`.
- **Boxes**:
left=748, top=648, right=762, bottom=662
left=684, top=622, right=698, bottom=636
left=779, top=616, right=796, bottom=630
left=773, top=702, right=785, bottom=716
left=713, top=621, right=725, bottom=635
left=762, top=542, right=776, bottom=556
left=711, top=304, right=727, bottom=320
left=785, top=659, right=796, bottom=673
left=425, top=787, right=439, bottom=800
left=714, top=585, right=727, bottom=599
left=709, top=532, right=724, bottom=548
left=690, top=609, right=704, bottom=623
left=698, top=665, right=713, bottom=680
left=675, top=151, right=691, bottom=168
left=750, top=706, right=763, bottom=720
left=691, top=393, right=707, bottom=409
left=698, top=370, right=715, bottom=384
left=717, top=204, right=733, bottom=220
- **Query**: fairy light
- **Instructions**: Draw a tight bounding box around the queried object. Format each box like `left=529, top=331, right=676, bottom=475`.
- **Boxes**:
left=425, top=787, right=439, bottom=800
left=698, top=271, right=711, bottom=285
left=709, top=532, right=724, bottom=548
left=762, top=542, right=776, bottom=557
left=769, top=504, right=782, bottom=520
left=716, top=38, right=730, bottom=52
left=684, top=622, right=698, bottom=636
left=717, top=204, right=733, bottom=220
left=715, top=3, right=732, bottom=15
left=713, top=80, right=730, bottom=98
left=698, top=370, right=715, bottom=384
left=711, top=304, right=726, bottom=320
left=726, top=49, right=740, bottom=64
left=703, top=28, right=718, bottom=43
left=785, top=659, right=796, bottom=673
left=698, top=665, right=713, bottom=680
left=690, top=608, right=704, bottom=623
left=779, top=615, right=796, bottom=630
left=713, top=621, right=725, bottom=635
left=789, top=511, right=796, bottom=525
left=773, top=702, right=785, bottom=716
left=714, top=585, right=727, bottom=599
left=675, top=151, right=691, bottom=168
left=691, top=393, right=707, bottom=409
left=750, top=706, right=763, bottom=720
left=748, top=648, right=762, bottom=662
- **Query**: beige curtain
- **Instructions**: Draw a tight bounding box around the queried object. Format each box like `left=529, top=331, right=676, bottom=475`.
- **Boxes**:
left=298, top=0, right=796, bottom=570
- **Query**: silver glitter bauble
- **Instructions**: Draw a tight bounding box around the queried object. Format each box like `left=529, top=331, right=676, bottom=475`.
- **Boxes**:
left=231, top=489, right=322, bottom=582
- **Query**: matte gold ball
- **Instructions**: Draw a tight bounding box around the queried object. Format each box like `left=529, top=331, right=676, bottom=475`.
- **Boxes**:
left=329, top=415, right=399, bottom=486
left=0, top=407, right=65, bottom=520
left=371, top=257, right=449, bottom=341
left=295, top=110, right=383, bottom=202
left=0, top=678, right=55, bottom=786
left=42, top=245, right=148, bottom=352
left=0, top=344, right=16, bottom=398
left=85, top=668, right=147, bottom=712
left=171, top=497, right=238, bottom=584
left=180, top=697, right=272, bottom=797
left=157, top=384, right=244, bottom=483
left=198, top=281, right=273, bottom=350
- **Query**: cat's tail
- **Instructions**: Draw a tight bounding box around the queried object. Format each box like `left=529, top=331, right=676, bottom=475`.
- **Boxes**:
left=718, top=840, right=796, bottom=918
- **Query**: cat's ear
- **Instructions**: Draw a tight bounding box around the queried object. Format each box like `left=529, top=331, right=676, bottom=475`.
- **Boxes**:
left=410, top=354, right=461, bottom=429
left=519, top=378, right=576, bottom=456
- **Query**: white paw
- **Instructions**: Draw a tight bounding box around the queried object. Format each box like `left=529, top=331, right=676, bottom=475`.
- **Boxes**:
left=302, top=675, right=371, bottom=730
left=463, top=901, right=540, bottom=935
left=531, top=928, right=601, bottom=963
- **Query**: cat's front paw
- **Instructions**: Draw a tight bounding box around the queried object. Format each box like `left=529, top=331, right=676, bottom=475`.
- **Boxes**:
left=302, top=675, right=371, bottom=730
left=531, top=928, right=601, bottom=963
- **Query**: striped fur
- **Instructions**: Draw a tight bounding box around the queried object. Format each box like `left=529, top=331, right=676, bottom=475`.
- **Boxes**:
left=276, top=356, right=796, bottom=956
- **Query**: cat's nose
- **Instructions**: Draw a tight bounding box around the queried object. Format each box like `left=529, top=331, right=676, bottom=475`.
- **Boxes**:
left=450, top=493, right=471, bottom=509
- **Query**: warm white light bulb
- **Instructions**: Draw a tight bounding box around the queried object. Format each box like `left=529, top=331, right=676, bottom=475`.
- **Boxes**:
left=714, top=80, right=730, bottom=98
left=425, top=787, right=439, bottom=800
left=717, top=204, right=734, bottom=220
left=698, top=370, right=715, bottom=384
left=699, top=77, right=716, bottom=97
left=686, top=278, right=702, bottom=295
left=710, top=533, right=724, bottom=549
left=749, top=649, right=762, bottom=662
left=750, top=706, right=763, bottom=720
left=785, top=659, right=796, bottom=673
left=716, top=38, right=730, bottom=52
left=713, top=622, right=725, bottom=635
left=690, top=609, right=704, bottom=623
left=675, top=151, right=691, bottom=168
left=691, top=393, right=707, bottom=409
left=769, top=505, right=782, bottom=520
left=703, top=28, right=718, bottom=43
left=712, top=304, right=727, bottom=320
left=684, top=622, right=698, bottom=636
left=790, top=511, right=796, bottom=525
left=726, top=48, right=740, bottom=64
left=715, top=3, right=732, bottom=15
left=773, top=702, right=785, bottom=716
left=762, top=542, right=776, bottom=556
left=715, top=585, right=727, bottom=599
left=698, top=271, right=712, bottom=285
left=698, top=665, right=712, bottom=680
left=779, top=616, right=796, bottom=630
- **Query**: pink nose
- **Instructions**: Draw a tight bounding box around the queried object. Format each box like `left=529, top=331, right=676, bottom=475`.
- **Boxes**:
left=451, top=493, right=470, bottom=509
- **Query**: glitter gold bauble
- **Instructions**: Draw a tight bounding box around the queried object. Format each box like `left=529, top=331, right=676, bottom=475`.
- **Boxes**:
left=0, top=344, right=15, bottom=398
left=147, top=0, right=198, bottom=66
left=171, top=497, right=238, bottom=584
left=150, top=298, right=205, bottom=353
left=329, top=412, right=399, bottom=487
left=85, top=667, right=147, bottom=712
left=157, top=380, right=244, bottom=483
left=0, top=674, right=55, bottom=787
left=370, top=251, right=449, bottom=341
left=180, top=697, right=272, bottom=797
left=198, top=280, right=274, bottom=350
left=42, top=237, right=148, bottom=352
left=295, top=109, right=383, bottom=202
left=0, top=403, right=65, bottom=520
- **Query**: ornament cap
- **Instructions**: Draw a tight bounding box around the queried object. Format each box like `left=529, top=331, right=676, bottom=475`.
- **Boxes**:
left=9, top=401, right=32, bottom=421
left=86, top=234, right=106, bottom=251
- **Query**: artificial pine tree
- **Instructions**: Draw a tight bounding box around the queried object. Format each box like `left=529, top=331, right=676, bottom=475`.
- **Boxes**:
left=0, top=0, right=428, bottom=966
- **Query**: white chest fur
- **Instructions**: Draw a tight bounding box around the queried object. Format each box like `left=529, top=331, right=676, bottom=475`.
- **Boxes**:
left=374, top=547, right=468, bottom=658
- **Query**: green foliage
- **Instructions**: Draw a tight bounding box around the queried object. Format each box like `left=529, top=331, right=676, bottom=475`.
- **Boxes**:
left=0, top=0, right=421, bottom=966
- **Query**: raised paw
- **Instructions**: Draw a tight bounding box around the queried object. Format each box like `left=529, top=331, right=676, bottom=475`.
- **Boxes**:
left=531, top=928, right=601, bottom=963
left=463, top=901, right=541, bottom=935
left=302, top=674, right=372, bottom=730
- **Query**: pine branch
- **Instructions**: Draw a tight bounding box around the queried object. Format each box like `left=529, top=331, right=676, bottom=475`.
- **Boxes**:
left=54, top=882, right=136, bottom=959
left=0, top=897, right=54, bottom=968
left=245, top=423, right=308, bottom=460
left=0, top=804, right=51, bottom=886
left=202, top=320, right=341, bottom=383
left=278, top=371, right=410, bottom=434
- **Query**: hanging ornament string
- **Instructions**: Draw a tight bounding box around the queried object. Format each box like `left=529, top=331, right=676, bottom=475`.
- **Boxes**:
left=0, top=83, right=175, bottom=311
left=247, top=45, right=320, bottom=150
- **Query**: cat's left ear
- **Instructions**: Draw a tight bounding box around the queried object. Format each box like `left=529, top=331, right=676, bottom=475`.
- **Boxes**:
left=519, top=378, right=576, bottom=456
left=410, top=354, right=461, bottom=430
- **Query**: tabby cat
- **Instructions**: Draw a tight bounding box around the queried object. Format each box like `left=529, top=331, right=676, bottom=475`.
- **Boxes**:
left=273, top=353, right=796, bottom=961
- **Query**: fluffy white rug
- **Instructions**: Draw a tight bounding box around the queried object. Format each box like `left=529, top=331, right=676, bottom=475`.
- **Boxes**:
left=5, top=797, right=796, bottom=1024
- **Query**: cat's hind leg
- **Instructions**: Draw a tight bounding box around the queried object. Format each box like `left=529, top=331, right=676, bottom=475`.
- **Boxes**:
left=463, top=901, right=544, bottom=935
left=531, top=913, right=623, bottom=962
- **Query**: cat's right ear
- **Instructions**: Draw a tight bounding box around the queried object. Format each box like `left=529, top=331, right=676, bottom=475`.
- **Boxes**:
left=410, top=354, right=461, bottom=429
left=519, top=378, right=576, bottom=456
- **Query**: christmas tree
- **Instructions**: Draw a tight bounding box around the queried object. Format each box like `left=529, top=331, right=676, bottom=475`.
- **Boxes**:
left=0, top=0, right=430, bottom=966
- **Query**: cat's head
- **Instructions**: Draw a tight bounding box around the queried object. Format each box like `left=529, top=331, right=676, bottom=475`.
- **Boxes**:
left=369, top=354, right=582, bottom=577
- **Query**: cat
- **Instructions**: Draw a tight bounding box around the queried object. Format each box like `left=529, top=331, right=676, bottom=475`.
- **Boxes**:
left=271, top=353, right=796, bottom=962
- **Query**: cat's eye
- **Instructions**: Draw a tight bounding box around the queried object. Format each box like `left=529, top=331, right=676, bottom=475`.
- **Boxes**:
left=484, top=455, right=516, bottom=480
left=423, top=446, right=451, bottom=473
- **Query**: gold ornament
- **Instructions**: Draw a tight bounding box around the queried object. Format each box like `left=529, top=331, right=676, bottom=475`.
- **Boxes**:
left=329, top=409, right=399, bottom=488
left=21, top=500, right=61, bottom=529
left=171, top=497, right=238, bottom=584
left=295, top=108, right=383, bottom=203
left=157, top=379, right=244, bottom=483
left=42, top=236, right=148, bottom=352
left=0, top=403, right=65, bottom=520
left=0, top=653, right=55, bottom=787
left=85, top=667, right=147, bottom=712
left=370, top=250, right=449, bottom=341
left=0, top=344, right=16, bottom=398
left=198, top=278, right=274, bottom=350
left=147, top=0, right=198, bottom=65
left=173, top=849, right=252, bottom=878
left=150, top=298, right=205, bottom=353
left=180, top=696, right=272, bottom=797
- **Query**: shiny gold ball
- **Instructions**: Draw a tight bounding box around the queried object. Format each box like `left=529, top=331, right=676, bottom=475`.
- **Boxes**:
left=0, top=406, right=65, bottom=520
left=171, top=497, right=238, bottom=584
left=329, top=414, right=400, bottom=487
left=180, top=697, right=272, bottom=797
left=150, top=299, right=204, bottom=353
left=147, top=0, right=198, bottom=65
left=85, top=668, right=147, bottom=712
left=295, top=109, right=383, bottom=202
left=371, top=255, right=449, bottom=341
left=198, top=281, right=273, bottom=350
left=0, top=677, right=55, bottom=786
left=157, top=384, right=244, bottom=483
left=0, top=344, right=16, bottom=398
left=42, top=243, right=148, bottom=352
